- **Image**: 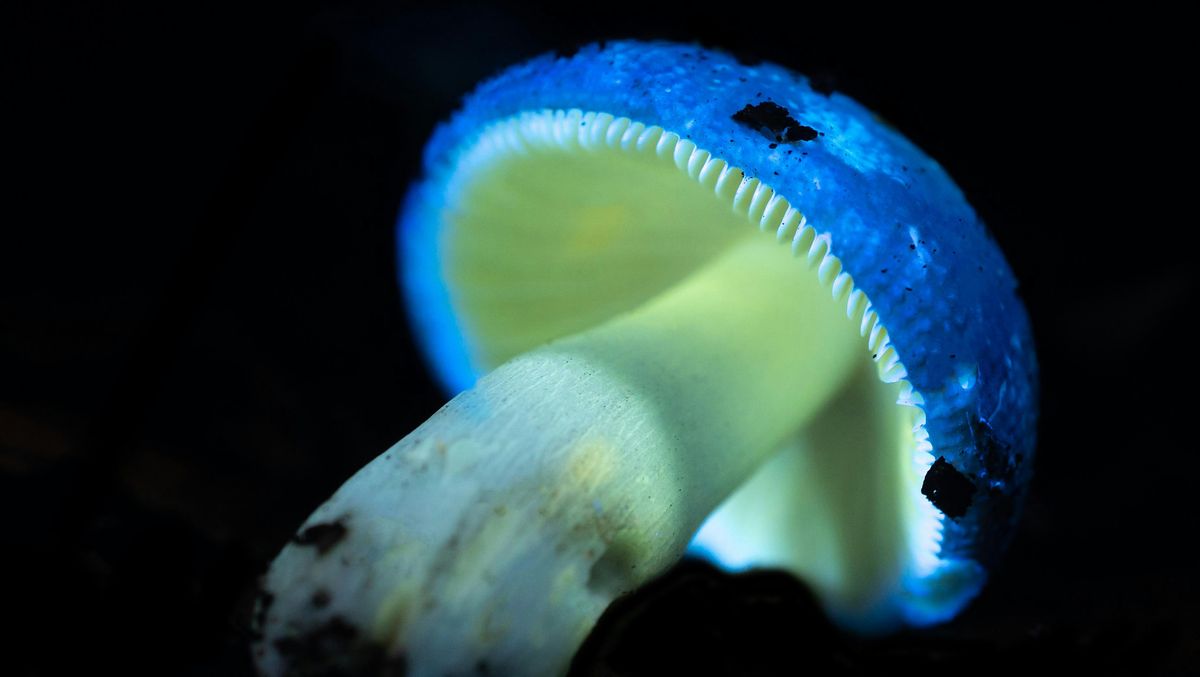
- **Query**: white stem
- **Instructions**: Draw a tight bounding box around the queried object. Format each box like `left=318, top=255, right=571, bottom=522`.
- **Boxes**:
left=254, top=235, right=861, bottom=676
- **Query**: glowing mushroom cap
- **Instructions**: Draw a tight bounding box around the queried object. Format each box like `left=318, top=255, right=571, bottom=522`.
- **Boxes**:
left=399, top=40, right=1037, bottom=631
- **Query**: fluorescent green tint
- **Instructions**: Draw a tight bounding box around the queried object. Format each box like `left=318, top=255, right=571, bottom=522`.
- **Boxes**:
left=433, top=114, right=930, bottom=633
left=542, top=234, right=864, bottom=523
left=693, top=362, right=921, bottom=628
left=336, top=234, right=867, bottom=671
left=444, top=142, right=745, bottom=370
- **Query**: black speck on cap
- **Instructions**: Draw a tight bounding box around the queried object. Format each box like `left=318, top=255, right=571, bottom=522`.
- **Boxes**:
left=732, top=102, right=819, bottom=143
left=922, top=457, right=976, bottom=519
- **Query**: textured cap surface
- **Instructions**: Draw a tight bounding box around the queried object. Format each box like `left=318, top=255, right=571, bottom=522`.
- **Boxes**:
left=399, top=40, right=1038, bottom=622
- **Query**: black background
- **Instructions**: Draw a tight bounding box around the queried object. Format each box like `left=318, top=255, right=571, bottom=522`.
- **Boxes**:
left=4, top=3, right=1195, bottom=675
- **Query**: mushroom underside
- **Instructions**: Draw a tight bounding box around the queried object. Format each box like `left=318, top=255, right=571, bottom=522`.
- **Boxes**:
left=255, top=110, right=984, bottom=677
left=433, top=110, right=950, bottom=628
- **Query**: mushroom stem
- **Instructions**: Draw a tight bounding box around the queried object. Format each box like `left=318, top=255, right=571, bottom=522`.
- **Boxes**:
left=256, top=234, right=863, bottom=676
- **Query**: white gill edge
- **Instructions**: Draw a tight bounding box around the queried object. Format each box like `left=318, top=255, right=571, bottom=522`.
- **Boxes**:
left=453, top=108, right=945, bottom=576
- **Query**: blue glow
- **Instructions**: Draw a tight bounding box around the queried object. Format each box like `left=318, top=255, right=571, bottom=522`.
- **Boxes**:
left=898, top=557, right=987, bottom=627
left=687, top=512, right=758, bottom=573
left=398, top=183, right=478, bottom=395
left=397, top=40, right=1038, bottom=630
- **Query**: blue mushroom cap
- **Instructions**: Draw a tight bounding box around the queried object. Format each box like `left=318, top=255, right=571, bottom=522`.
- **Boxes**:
left=399, top=40, right=1038, bottom=627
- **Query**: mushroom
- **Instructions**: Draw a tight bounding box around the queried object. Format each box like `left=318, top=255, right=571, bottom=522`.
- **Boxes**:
left=251, top=40, right=1038, bottom=676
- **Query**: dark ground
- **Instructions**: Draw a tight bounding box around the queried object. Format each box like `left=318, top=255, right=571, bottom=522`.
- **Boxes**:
left=3, top=3, right=1195, bottom=675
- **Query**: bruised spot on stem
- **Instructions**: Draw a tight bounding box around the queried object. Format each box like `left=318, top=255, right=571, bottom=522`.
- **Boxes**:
left=293, top=519, right=348, bottom=555
left=250, top=586, right=274, bottom=641
left=272, top=616, right=407, bottom=676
